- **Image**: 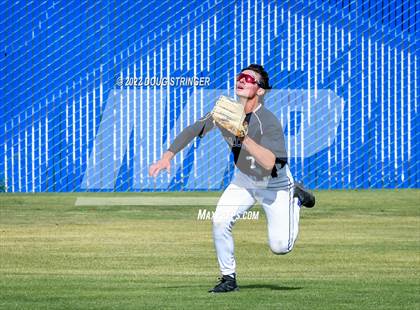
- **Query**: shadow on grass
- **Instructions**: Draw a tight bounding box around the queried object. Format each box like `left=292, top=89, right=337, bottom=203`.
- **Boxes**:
left=239, top=284, right=302, bottom=291
left=163, top=284, right=302, bottom=291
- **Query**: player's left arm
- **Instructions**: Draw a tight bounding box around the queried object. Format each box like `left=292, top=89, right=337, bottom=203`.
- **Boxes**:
left=241, top=136, right=276, bottom=171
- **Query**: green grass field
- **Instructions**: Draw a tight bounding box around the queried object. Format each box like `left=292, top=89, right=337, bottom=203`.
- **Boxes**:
left=0, top=190, right=419, bottom=309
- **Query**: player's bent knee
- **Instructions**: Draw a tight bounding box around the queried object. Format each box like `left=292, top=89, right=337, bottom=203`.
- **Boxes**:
left=212, top=217, right=231, bottom=234
left=269, top=240, right=293, bottom=255
left=212, top=216, right=227, bottom=227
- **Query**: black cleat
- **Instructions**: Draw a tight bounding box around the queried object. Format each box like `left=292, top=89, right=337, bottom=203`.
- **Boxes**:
left=294, top=182, right=316, bottom=208
left=208, top=274, right=239, bottom=293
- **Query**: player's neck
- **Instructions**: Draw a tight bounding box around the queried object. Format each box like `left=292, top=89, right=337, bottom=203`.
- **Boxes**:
left=240, top=97, right=260, bottom=114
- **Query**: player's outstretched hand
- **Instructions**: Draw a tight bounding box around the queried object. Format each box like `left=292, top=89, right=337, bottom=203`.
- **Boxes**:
left=148, top=151, right=174, bottom=178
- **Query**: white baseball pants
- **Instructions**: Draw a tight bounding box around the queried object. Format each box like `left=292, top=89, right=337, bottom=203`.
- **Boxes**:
left=212, top=165, right=300, bottom=276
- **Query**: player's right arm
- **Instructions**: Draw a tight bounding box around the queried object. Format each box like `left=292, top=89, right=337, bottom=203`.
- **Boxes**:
left=148, top=113, right=214, bottom=177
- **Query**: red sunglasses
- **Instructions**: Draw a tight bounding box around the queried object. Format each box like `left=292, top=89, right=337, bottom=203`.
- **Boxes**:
left=236, top=73, right=262, bottom=87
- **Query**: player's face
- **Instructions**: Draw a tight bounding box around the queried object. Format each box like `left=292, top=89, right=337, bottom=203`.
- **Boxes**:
left=236, top=70, right=264, bottom=99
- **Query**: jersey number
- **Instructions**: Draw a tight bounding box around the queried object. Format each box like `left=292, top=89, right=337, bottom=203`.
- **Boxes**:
left=246, top=156, right=256, bottom=169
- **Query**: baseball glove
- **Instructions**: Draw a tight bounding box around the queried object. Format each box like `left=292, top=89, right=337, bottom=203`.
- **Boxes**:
left=211, top=95, right=248, bottom=137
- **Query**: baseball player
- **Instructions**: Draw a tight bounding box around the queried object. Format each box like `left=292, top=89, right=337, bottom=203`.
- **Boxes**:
left=149, top=64, right=315, bottom=293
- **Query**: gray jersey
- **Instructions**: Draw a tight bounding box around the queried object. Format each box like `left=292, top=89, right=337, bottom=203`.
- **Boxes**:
left=168, top=104, right=287, bottom=180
